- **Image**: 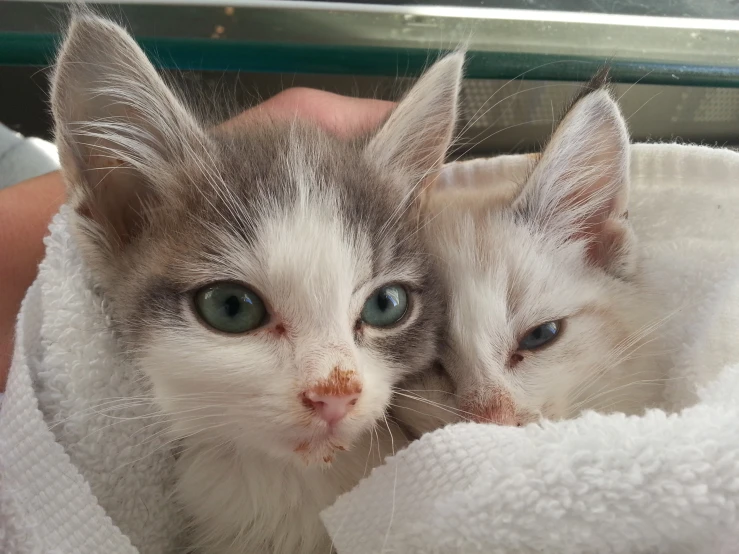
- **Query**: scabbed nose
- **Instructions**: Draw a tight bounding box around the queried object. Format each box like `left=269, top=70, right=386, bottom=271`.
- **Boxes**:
left=302, top=391, right=361, bottom=425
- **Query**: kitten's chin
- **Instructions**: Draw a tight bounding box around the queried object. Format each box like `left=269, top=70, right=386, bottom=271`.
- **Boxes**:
left=292, top=438, right=346, bottom=468
left=289, top=419, right=373, bottom=469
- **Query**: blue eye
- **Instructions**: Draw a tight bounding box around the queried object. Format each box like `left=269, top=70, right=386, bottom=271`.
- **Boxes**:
left=361, top=285, right=409, bottom=328
left=518, top=321, right=561, bottom=350
left=194, top=283, right=267, bottom=334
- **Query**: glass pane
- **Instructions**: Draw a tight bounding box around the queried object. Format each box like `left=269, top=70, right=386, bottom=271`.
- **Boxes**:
left=315, top=0, right=739, bottom=20
left=2, top=1, right=739, bottom=87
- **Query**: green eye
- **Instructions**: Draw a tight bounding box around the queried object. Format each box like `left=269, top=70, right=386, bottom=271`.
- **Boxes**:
left=194, top=283, right=267, bottom=334
left=361, top=285, right=409, bottom=328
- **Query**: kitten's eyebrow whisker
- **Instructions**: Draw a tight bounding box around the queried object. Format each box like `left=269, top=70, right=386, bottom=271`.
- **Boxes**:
left=181, top=136, right=248, bottom=239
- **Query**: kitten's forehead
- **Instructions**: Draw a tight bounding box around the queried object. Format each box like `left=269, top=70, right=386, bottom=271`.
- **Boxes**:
left=210, top=191, right=371, bottom=326
left=155, top=121, right=425, bottom=301
left=211, top=121, right=409, bottom=243
left=430, top=209, right=600, bottom=333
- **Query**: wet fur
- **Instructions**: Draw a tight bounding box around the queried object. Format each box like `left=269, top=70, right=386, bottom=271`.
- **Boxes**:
left=51, top=13, right=461, bottom=554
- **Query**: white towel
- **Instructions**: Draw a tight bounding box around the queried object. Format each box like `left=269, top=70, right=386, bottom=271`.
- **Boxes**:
left=0, top=207, right=183, bottom=554
left=321, top=143, right=739, bottom=554
left=2, top=143, right=739, bottom=554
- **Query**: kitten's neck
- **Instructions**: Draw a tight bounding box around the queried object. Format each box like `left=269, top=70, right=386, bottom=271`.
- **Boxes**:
left=176, top=424, right=407, bottom=554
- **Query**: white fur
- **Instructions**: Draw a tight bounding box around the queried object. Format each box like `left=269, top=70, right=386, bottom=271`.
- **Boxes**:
left=140, top=190, right=414, bottom=552
left=50, top=13, right=464, bottom=554
left=143, top=71, right=459, bottom=554
left=397, top=89, right=669, bottom=434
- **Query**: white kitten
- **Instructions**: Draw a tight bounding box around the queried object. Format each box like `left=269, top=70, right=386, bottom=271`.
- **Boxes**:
left=397, top=76, right=670, bottom=435
left=51, top=13, right=461, bottom=554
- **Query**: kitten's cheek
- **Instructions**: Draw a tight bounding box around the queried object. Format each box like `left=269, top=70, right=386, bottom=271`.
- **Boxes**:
left=355, top=352, right=396, bottom=418
left=540, top=399, right=570, bottom=421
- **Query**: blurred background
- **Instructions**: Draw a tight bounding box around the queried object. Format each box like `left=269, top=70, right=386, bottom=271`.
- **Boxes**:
left=2, top=0, right=739, bottom=158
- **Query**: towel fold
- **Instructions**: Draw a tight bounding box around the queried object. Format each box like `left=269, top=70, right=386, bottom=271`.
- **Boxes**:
left=0, top=207, right=183, bottom=554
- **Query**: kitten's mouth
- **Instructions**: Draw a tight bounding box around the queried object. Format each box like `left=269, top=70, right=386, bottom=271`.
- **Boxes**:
left=293, top=437, right=349, bottom=467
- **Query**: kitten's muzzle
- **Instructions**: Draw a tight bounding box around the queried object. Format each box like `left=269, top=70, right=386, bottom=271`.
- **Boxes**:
left=468, top=406, right=519, bottom=426
left=463, top=389, right=529, bottom=427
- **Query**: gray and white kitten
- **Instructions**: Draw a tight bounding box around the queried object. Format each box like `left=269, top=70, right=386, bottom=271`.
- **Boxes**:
left=51, top=14, right=460, bottom=554
left=396, top=78, right=669, bottom=434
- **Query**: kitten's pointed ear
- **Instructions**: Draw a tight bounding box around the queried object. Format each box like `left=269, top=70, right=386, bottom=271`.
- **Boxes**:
left=366, top=52, right=464, bottom=194
left=52, top=14, right=208, bottom=251
left=514, top=83, right=634, bottom=276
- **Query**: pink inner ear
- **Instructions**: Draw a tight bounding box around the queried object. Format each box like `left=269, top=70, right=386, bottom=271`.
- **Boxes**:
left=563, top=170, right=626, bottom=270
left=518, top=88, right=631, bottom=272
left=588, top=217, right=632, bottom=272
left=74, top=150, right=161, bottom=251
left=571, top=196, right=614, bottom=233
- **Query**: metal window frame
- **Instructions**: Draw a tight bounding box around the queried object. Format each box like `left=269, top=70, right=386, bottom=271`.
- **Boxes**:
left=2, top=1, right=739, bottom=86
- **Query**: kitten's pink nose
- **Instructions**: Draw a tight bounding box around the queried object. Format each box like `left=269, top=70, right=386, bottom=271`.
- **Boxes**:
left=302, top=391, right=361, bottom=425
